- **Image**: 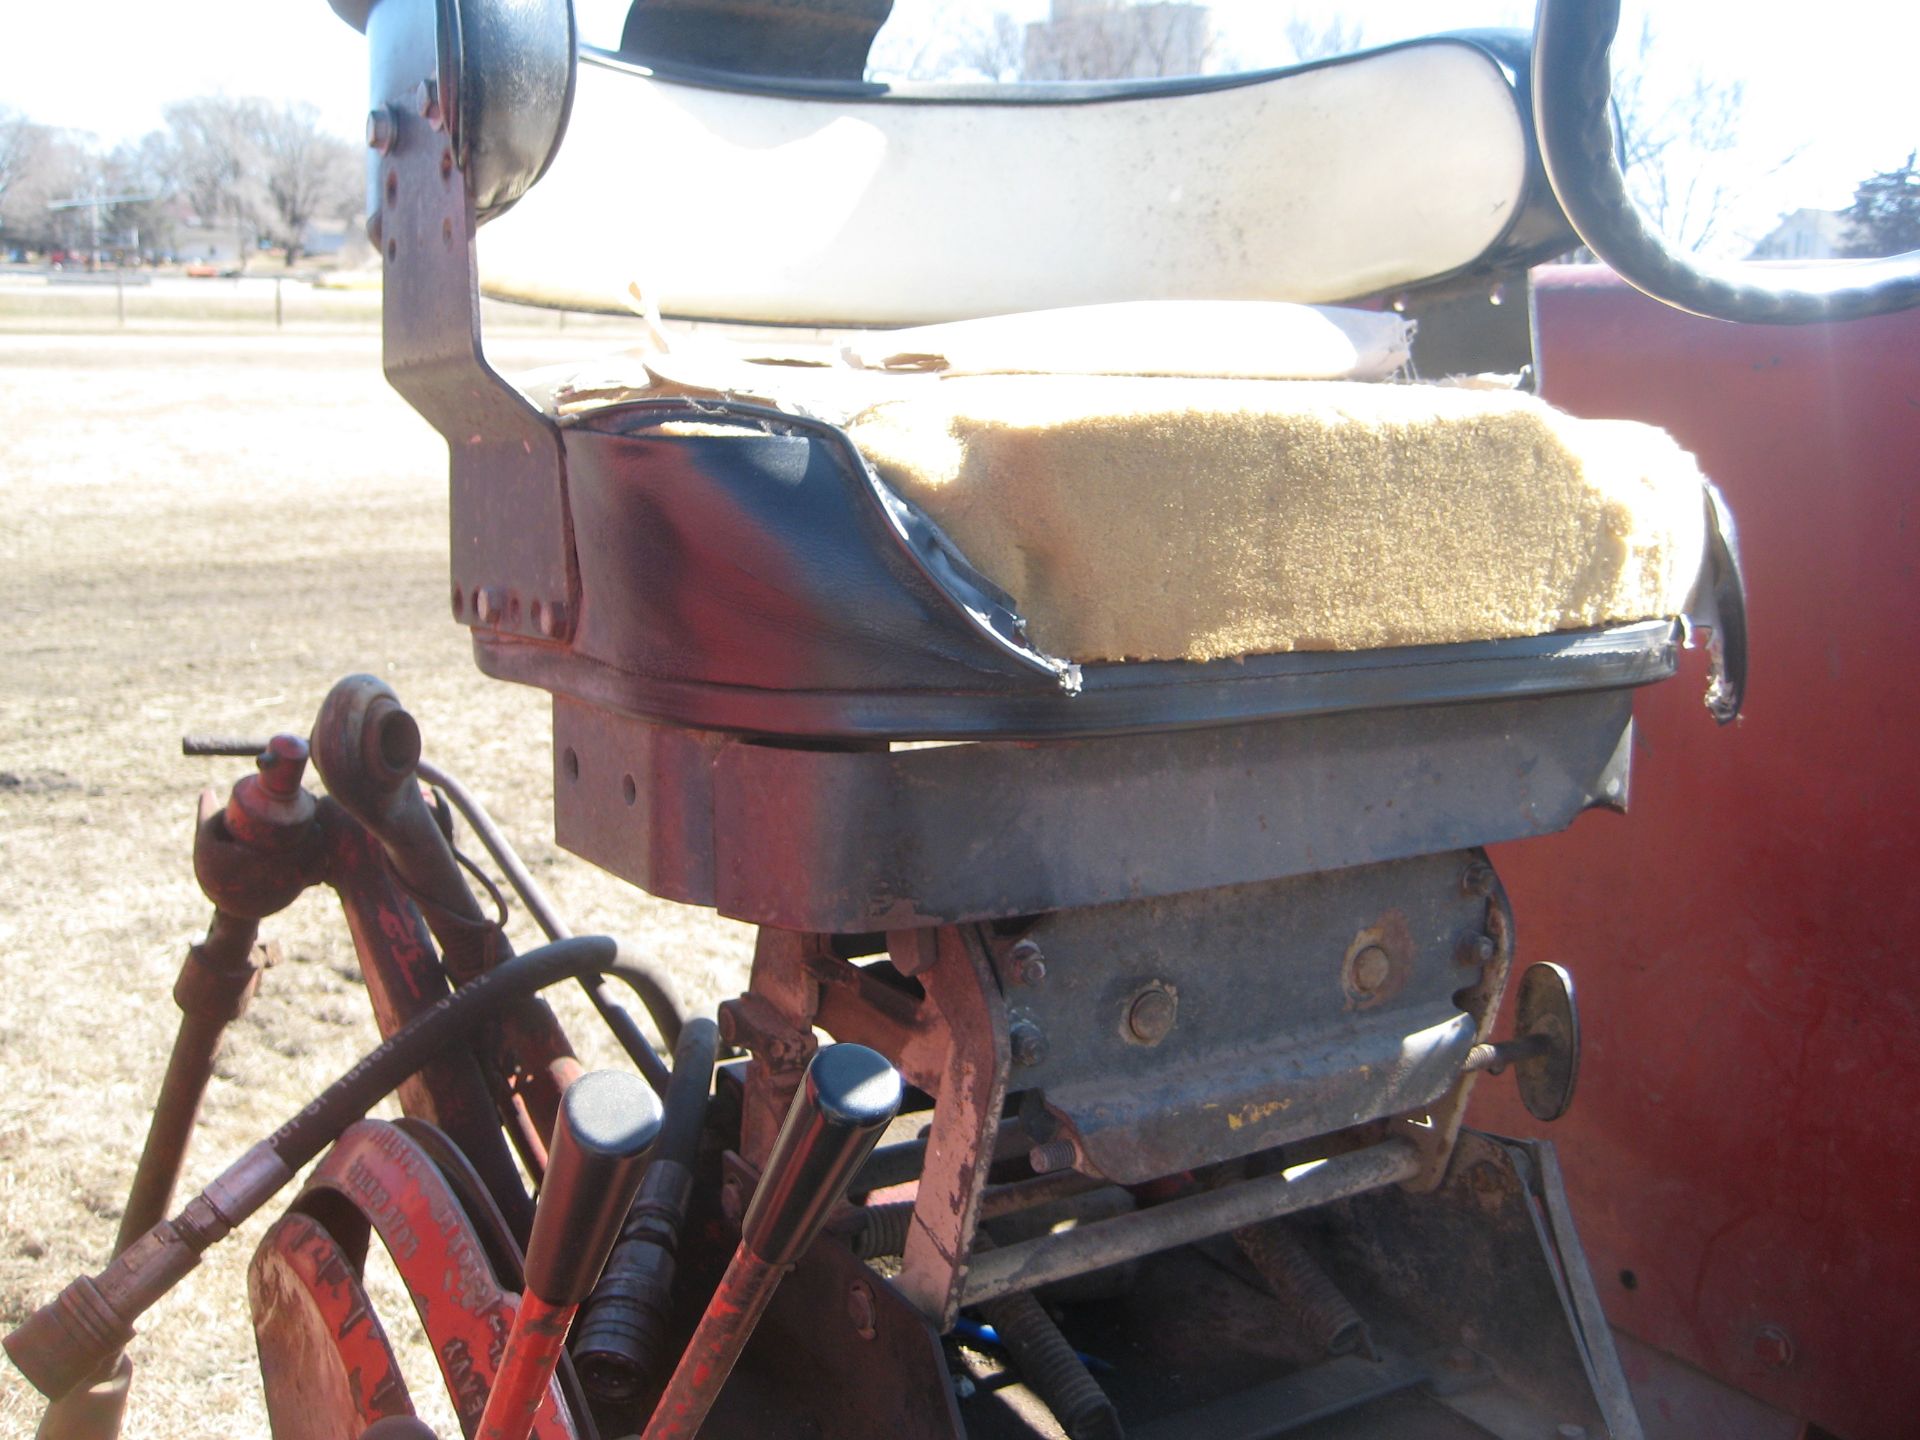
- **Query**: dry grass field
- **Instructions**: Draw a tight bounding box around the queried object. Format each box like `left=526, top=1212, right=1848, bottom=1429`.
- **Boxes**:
left=0, top=326, right=757, bottom=1437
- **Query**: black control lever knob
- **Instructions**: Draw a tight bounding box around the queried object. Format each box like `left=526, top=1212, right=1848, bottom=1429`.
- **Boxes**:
left=743, top=1043, right=904, bottom=1268
left=525, top=1070, right=664, bottom=1306
left=642, top=1044, right=902, bottom=1440
left=479, top=1070, right=661, bottom=1440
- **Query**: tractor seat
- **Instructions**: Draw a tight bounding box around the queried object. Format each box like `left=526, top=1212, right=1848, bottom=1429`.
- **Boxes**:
left=523, top=300, right=1711, bottom=669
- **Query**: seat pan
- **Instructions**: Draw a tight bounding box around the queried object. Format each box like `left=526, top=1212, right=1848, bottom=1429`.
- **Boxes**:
left=532, top=311, right=1708, bottom=667
left=843, top=375, right=1708, bottom=663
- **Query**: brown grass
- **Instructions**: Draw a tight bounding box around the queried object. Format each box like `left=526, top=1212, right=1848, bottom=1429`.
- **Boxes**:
left=0, top=330, right=757, bottom=1437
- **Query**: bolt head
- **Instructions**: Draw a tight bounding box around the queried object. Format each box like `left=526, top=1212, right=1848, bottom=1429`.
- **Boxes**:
left=1469, top=935, right=1497, bottom=965
left=1125, top=983, right=1178, bottom=1045
left=366, top=107, right=397, bottom=154
left=1006, top=938, right=1047, bottom=986
left=1010, top=1020, right=1048, bottom=1068
left=536, top=597, right=567, bottom=639
left=413, top=79, right=442, bottom=127
left=1461, top=862, right=1497, bottom=898
left=473, top=586, right=504, bottom=626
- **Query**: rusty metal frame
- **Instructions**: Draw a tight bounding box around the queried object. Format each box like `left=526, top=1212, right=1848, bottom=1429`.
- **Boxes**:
left=362, top=0, right=577, bottom=646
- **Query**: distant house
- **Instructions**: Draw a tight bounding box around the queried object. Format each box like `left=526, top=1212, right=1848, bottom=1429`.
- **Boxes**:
left=1749, top=209, right=1854, bottom=261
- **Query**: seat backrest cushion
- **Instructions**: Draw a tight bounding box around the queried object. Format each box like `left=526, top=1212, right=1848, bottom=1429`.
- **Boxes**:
left=478, top=38, right=1536, bottom=325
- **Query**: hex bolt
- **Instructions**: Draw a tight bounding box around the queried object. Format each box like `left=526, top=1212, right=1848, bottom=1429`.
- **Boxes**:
left=1753, top=1324, right=1794, bottom=1368
left=1010, top=1020, right=1049, bottom=1068
left=1125, top=983, right=1178, bottom=1045
left=473, top=586, right=504, bottom=626
left=365, top=106, right=398, bottom=154
left=1006, top=939, right=1047, bottom=987
left=1350, top=945, right=1392, bottom=996
left=1461, top=861, right=1497, bottom=898
left=1468, top=935, right=1497, bottom=965
left=413, top=79, right=442, bottom=128
left=536, top=598, right=568, bottom=640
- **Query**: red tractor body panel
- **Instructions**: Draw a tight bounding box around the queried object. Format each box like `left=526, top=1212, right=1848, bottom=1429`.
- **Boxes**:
left=1475, top=266, right=1920, bottom=1440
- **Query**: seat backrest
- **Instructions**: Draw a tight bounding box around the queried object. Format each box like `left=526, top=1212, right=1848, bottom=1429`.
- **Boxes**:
left=478, top=33, right=1571, bottom=327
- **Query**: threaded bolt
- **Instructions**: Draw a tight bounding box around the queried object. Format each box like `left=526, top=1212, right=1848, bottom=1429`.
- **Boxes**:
left=1028, top=1138, right=1078, bottom=1175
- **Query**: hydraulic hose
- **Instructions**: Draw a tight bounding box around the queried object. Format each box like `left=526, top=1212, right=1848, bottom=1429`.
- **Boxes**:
left=1533, top=0, right=1920, bottom=323
left=7, top=936, right=636, bottom=1403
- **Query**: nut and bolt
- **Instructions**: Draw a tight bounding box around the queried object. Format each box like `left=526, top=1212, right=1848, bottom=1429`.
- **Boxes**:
left=1753, top=1324, right=1794, bottom=1369
left=534, top=598, right=568, bottom=639
left=1005, top=939, right=1047, bottom=987
left=846, top=1281, right=877, bottom=1341
left=473, top=586, right=504, bottom=626
left=1461, top=862, right=1497, bottom=898
left=414, top=79, right=442, bottom=128
left=1349, top=945, right=1393, bottom=996
left=365, top=106, right=399, bottom=154
left=1028, top=1138, right=1079, bottom=1175
left=1124, top=982, right=1178, bottom=1045
left=1468, top=934, right=1497, bottom=965
left=1010, top=1019, right=1049, bottom=1068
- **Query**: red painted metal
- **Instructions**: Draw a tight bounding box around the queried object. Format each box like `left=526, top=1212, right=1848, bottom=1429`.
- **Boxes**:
left=477, top=1292, right=578, bottom=1440
left=1472, top=265, right=1920, bottom=1440
left=249, top=1212, right=413, bottom=1439
left=296, top=1120, right=579, bottom=1440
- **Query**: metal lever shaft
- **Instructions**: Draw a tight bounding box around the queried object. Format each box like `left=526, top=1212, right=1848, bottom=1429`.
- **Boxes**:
left=477, top=1070, right=662, bottom=1440
left=641, top=1044, right=903, bottom=1440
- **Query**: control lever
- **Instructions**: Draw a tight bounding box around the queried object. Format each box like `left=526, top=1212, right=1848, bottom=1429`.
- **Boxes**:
left=1462, top=962, right=1581, bottom=1122
left=642, top=1044, right=903, bottom=1440
left=478, top=1071, right=663, bottom=1440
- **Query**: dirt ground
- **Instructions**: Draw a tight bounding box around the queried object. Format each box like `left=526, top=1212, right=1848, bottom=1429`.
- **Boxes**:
left=0, top=329, right=758, bottom=1437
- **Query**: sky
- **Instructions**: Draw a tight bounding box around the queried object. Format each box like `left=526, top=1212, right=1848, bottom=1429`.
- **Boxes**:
left=2, top=1, right=1915, bottom=256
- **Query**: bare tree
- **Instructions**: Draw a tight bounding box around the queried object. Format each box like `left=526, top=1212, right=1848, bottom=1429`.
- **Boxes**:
left=0, top=121, right=92, bottom=254
left=160, top=96, right=269, bottom=267
left=949, top=13, right=1027, bottom=82
left=254, top=102, right=360, bottom=264
left=1282, top=17, right=1365, bottom=63
left=0, top=108, right=42, bottom=215
left=1610, top=18, right=1767, bottom=255
left=1023, top=2, right=1215, bottom=81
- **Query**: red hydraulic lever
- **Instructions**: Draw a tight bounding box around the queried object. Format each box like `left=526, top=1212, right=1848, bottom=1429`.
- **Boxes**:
left=642, top=1043, right=903, bottom=1440
left=478, top=1070, right=663, bottom=1440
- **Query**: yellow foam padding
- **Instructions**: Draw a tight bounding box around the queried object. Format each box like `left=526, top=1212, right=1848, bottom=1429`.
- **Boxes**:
left=843, top=376, right=1708, bottom=663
